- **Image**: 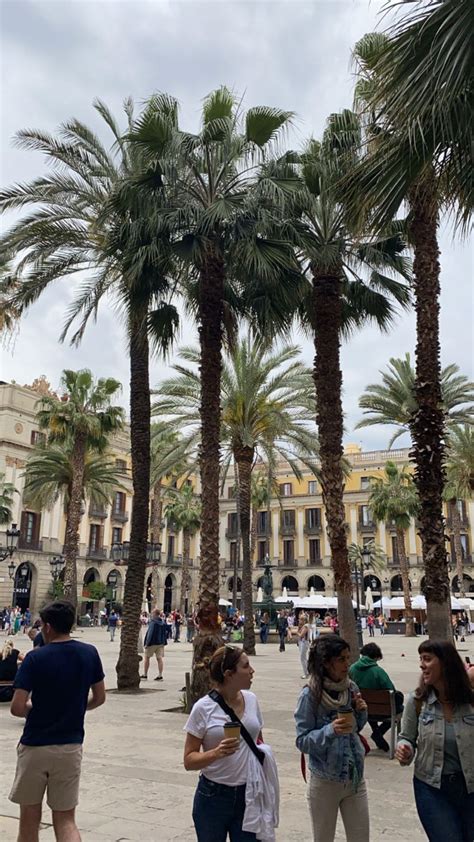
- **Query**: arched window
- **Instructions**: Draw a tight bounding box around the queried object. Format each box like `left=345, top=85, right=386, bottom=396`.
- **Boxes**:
left=307, top=575, right=325, bottom=592
left=390, top=575, right=411, bottom=592
left=364, top=574, right=381, bottom=594
left=282, top=575, right=299, bottom=593
left=451, top=573, right=474, bottom=594
left=12, top=562, right=33, bottom=612
left=164, top=573, right=176, bottom=613
left=228, top=576, right=242, bottom=593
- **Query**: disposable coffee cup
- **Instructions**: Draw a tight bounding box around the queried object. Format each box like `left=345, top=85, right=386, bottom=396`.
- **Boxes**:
left=338, top=710, right=353, bottom=730
left=223, top=722, right=241, bottom=741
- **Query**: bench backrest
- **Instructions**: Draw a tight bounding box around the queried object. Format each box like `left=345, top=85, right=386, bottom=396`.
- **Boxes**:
left=360, top=688, right=395, bottom=717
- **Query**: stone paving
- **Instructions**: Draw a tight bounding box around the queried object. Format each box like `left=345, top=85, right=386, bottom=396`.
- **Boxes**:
left=1, top=628, right=473, bottom=841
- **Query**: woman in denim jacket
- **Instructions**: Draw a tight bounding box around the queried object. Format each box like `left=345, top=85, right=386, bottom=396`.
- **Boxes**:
left=294, top=635, right=369, bottom=842
left=396, top=640, right=474, bottom=842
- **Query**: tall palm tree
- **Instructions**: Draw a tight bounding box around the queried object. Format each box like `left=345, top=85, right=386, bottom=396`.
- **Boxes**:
left=0, top=99, right=179, bottom=688
left=132, top=88, right=302, bottom=636
left=348, top=15, right=473, bottom=638
left=0, top=472, right=16, bottom=524
left=250, top=470, right=272, bottom=562
left=294, top=110, right=411, bottom=657
left=163, top=482, right=201, bottom=614
left=444, top=425, right=474, bottom=597
left=153, top=339, right=318, bottom=656
left=369, top=461, right=419, bottom=636
left=357, top=354, right=474, bottom=447
left=31, top=370, right=124, bottom=608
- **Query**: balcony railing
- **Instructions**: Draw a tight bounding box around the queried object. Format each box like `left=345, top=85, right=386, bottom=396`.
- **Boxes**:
left=87, top=546, right=108, bottom=559
left=446, top=516, right=470, bottom=530
left=306, top=557, right=323, bottom=566
left=278, top=557, right=296, bottom=568
left=387, top=557, right=410, bottom=568
left=111, top=510, right=129, bottom=523
left=304, top=523, right=321, bottom=535
left=256, top=524, right=270, bottom=537
left=280, top=523, right=296, bottom=536
left=18, top=537, right=43, bottom=552
left=225, top=527, right=238, bottom=539
left=358, top=520, right=376, bottom=533
left=225, top=558, right=243, bottom=569
left=89, top=505, right=107, bottom=520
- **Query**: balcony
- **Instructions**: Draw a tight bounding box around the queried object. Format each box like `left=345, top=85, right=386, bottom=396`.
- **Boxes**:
left=358, top=520, right=376, bottom=534
left=111, top=510, right=129, bottom=523
left=165, top=556, right=181, bottom=567
left=256, top=524, right=270, bottom=537
left=304, top=523, right=321, bottom=535
left=89, top=504, right=107, bottom=520
left=87, top=546, right=108, bottom=559
left=306, top=557, right=323, bottom=567
left=278, top=557, right=297, bottom=568
left=225, top=527, right=238, bottom=539
left=446, top=516, right=470, bottom=530
left=225, top=558, right=243, bottom=569
left=387, top=557, right=410, bottom=568
left=18, top=537, right=43, bottom=552
left=280, top=523, right=296, bottom=537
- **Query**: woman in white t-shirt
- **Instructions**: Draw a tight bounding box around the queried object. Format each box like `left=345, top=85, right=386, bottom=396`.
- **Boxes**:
left=184, top=645, right=262, bottom=841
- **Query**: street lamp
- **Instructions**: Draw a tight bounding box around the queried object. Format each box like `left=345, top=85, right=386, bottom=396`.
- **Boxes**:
left=0, top=523, right=21, bottom=562
left=50, top=555, right=65, bottom=582
left=107, top=568, right=119, bottom=608
left=8, top=559, right=16, bottom=579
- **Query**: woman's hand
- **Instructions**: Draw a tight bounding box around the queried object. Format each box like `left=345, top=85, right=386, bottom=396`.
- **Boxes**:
left=332, top=717, right=353, bottom=736
left=212, top=737, right=240, bottom=760
left=353, top=692, right=367, bottom=712
left=395, top=744, right=413, bottom=765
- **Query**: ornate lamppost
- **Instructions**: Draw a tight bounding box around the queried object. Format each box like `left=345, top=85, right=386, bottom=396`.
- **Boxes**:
left=0, top=523, right=21, bottom=563
left=50, top=555, right=65, bottom=582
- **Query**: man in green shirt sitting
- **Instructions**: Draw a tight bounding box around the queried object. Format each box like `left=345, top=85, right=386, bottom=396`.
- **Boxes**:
left=349, top=642, right=404, bottom=752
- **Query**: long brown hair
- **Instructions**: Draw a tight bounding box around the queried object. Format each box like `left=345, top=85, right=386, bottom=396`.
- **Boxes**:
left=307, top=634, right=350, bottom=707
left=416, top=640, right=473, bottom=705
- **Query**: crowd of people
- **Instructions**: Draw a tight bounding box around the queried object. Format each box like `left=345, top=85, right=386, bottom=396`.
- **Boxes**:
left=2, top=598, right=474, bottom=842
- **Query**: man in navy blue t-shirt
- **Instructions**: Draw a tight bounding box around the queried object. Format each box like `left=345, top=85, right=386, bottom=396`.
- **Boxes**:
left=9, top=600, right=105, bottom=842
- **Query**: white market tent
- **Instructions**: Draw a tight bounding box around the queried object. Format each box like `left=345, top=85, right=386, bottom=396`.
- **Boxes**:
left=373, top=595, right=464, bottom=611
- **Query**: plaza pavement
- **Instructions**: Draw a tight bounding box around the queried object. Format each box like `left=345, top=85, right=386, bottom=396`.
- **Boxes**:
left=1, top=628, right=473, bottom=842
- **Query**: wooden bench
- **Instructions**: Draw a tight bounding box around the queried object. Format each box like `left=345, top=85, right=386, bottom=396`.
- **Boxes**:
left=359, top=688, right=402, bottom=759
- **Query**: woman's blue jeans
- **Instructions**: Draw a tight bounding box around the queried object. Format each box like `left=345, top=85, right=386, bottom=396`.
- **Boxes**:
left=414, top=774, right=474, bottom=842
left=192, top=776, right=257, bottom=842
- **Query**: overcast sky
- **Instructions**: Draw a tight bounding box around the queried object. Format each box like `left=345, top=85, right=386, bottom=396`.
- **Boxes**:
left=1, top=0, right=472, bottom=452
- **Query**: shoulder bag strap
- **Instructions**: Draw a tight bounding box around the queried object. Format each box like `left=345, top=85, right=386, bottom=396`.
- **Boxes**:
left=208, top=689, right=265, bottom=766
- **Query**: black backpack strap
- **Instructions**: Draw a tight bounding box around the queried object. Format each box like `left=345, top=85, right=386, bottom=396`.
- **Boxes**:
left=209, top=689, right=265, bottom=766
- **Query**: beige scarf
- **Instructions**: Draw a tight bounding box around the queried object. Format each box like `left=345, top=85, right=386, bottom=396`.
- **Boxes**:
left=320, top=676, right=351, bottom=711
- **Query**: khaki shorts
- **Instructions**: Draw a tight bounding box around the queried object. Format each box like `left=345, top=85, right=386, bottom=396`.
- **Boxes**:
left=9, top=743, right=83, bottom=811
left=145, top=644, right=165, bottom=657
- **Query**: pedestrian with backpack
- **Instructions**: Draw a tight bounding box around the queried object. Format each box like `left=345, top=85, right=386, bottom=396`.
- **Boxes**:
left=294, top=634, right=369, bottom=842
left=395, top=640, right=474, bottom=842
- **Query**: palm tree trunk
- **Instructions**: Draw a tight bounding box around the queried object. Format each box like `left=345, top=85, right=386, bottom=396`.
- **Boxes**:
left=180, top=530, right=191, bottom=614
left=116, top=309, right=151, bottom=691
left=449, top=499, right=465, bottom=597
left=235, top=445, right=256, bottom=655
left=250, top=505, right=258, bottom=562
left=234, top=475, right=241, bottom=609
left=191, top=248, right=224, bottom=702
left=150, top=482, right=162, bottom=609
left=408, top=174, right=451, bottom=640
left=312, top=270, right=358, bottom=659
left=62, top=432, right=87, bottom=610
left=396, top=527, right=415, bottom=636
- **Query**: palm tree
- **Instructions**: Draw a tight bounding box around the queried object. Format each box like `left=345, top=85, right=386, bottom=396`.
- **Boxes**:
left=153, top=339, right=318, bottom=656
left=31, top=370, right=123, bottom=608
left=444, top=426, right=474, bottom=597
left=163, top=482, right=201, bottom=614
left=0, top=472, right=16, bottom=524
left=132, top=88, right=301, bottom=636
left=250, top=470, right=272, bottom=562
left=294, top=110, right=411, bottom=657
left=357, top=354, right=474, bottom=447
left=369, top=461, right=419, bottom=636
left=349, top=15, right=473, bottom=638
left=0, top=99, right=179, bottom=688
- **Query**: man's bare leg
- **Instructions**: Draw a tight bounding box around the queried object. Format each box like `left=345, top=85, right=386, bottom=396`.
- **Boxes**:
left=52, top=808, right=81, bottom=842
left=157, top=654, right=164, bottom=677
left=142, top=654, right=150, bottom=677
left=18, top=803, right=41, bottom=842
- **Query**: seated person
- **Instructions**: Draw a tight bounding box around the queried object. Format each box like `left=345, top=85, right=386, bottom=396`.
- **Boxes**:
left=0, top=640, right=23, bottom=701
left=349, top=642, right=403, bottom=752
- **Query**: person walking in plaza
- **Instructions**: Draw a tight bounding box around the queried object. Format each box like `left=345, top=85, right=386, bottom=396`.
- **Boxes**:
left=259, top=611, right=270, bottom=644
left=349, top=642, right=404, bottom=752
left=366, top=615, right=375, bottom=637
left=186, top=613, right=196, bottom=643
left=377, top=615, right=385, bottom=636
left=276, top=610, right=289, bottom=652
left=395, top=640, right=474, bottom=842
left=9, top=599, right=105, bottom=842
left=295, top=634, right=369, bottom=842
left=183, top=645, right=278, bottom=841
left=141, top=608, right=167, bottom=681
left=107, top=609, right=118, bottom=642
left=297, top=614, right=310, bottom=679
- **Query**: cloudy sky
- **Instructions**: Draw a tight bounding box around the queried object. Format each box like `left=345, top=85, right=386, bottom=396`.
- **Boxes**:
left=1, top=0, right=472, bottom=451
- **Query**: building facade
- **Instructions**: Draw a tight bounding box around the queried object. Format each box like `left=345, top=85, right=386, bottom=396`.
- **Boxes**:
left=1, top=382, right=473, bottom=616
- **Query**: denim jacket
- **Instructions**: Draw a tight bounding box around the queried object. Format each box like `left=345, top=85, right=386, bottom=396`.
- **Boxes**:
left=294, top=683, right=368, bottom=782
left=398, top=691, right=474, bottom=793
